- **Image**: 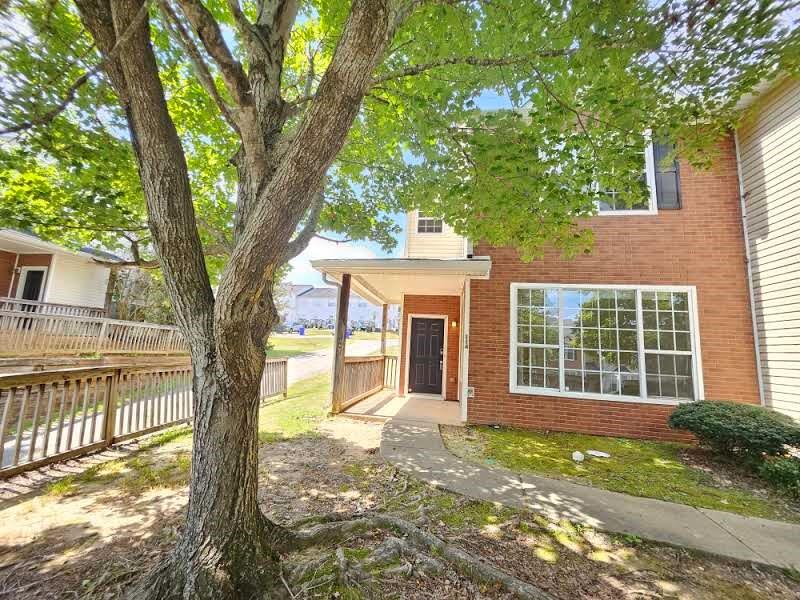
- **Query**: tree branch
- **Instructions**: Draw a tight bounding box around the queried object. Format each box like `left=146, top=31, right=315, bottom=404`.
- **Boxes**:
left=282, top=191, right=324, bottom=262
left=371, top=52, right=571, bottom=85
left=0, top=1, right=150, bottom=135
left=158, top=0, right=239, bottom=131
left=174, top=0, right=252, bottom=107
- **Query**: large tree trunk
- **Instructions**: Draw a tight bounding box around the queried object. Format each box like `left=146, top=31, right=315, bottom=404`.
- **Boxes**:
left=142, top=341, right=291, bottom=599
left=74, top=1, right=394, bottom=597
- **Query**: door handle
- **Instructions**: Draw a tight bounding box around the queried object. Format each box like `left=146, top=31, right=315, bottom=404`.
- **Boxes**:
left=439, top=360, right=443, bottom=371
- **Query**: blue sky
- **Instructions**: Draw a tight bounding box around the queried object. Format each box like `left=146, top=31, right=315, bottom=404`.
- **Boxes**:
left=288, top=90, right=511, bottom=286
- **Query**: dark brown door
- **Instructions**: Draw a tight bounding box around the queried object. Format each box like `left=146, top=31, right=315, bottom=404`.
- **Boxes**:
left=408, top=317, right=444, bottom=395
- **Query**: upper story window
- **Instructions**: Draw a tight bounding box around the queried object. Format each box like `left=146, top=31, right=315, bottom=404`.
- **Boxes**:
left=597, top=140, right=681, bottom=215
left=417, top=214, right=443, bottom=233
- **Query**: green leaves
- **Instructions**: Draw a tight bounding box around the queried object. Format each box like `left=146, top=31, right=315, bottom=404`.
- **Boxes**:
left=1, top=0, right=797, bottom=266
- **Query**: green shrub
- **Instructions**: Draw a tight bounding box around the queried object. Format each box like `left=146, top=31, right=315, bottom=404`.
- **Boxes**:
left=758, top=457, right=800, bottom=499
left=668, top=401, right=800, bottom=457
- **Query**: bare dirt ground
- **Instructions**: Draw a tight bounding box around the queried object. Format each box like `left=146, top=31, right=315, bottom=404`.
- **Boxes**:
left=1, top=417, right=799, bottom=599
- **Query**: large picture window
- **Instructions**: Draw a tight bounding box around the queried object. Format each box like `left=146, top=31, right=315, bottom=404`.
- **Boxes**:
left=511, top=284, right=701, bottom=403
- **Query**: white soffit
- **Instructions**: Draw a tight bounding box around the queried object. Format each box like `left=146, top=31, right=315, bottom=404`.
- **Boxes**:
left=311, top=258, right=491, bottom=305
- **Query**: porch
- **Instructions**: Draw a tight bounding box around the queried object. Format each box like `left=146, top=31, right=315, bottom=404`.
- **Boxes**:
left=312, top=257, right=491, bottom=425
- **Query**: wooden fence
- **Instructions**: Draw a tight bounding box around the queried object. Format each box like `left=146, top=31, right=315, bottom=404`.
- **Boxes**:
left=0, top=310, right=186, bottom=356
left=0, top=297, right=106, bottom=318
left=0, top=358, right=288, bottom=478
left=339, top=354, right=398, bottom=412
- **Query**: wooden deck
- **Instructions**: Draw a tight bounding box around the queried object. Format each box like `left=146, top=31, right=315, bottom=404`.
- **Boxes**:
left=342, top=389, right=462, bottom=425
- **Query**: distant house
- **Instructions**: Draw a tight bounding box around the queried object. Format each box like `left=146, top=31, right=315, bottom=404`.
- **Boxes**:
left=0, top=229, right=118, bottom=311
left=282, top=284, right=399, bottom=329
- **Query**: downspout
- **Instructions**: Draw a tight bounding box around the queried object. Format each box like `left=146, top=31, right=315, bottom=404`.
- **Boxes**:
left=734, top=131, right=766, bottom=407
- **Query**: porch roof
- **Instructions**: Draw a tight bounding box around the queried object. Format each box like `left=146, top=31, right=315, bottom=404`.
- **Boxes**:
left=311, top=257, right=491, bottom=304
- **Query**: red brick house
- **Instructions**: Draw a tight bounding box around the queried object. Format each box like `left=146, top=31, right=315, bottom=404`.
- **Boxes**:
left=313, top=76, right=798, bottom=440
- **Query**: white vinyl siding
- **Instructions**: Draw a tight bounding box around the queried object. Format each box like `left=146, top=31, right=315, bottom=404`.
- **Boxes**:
left=405, top=211, right=466, bottom=258
left=738, top=77, right=800, bottom=420
left=43, top=254, right=110, bottom=308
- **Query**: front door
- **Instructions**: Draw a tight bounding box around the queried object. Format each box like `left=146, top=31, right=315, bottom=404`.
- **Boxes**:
left=408, top=317, right=444, bottom=395
left=19, top=269, right=45, bottom=301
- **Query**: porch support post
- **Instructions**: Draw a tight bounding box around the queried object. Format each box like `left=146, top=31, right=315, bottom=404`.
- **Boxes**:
left=331, top=273, right=351, bottom=414
left=380, top=303, right=388, bottom=355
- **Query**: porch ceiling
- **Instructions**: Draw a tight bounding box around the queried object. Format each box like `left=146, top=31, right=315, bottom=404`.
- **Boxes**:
left=311, top=257, right=491, bottom=305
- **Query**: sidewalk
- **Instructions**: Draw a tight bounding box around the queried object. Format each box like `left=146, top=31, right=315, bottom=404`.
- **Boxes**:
left=380, top=419, right=800, bottom=569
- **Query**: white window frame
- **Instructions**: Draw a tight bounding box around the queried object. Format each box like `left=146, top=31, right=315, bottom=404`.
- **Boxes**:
left=416, top=212, right=444, bottom=234
left=595, top=140, right=658, bottom=216
left=509, top=282, right=704, bottom=405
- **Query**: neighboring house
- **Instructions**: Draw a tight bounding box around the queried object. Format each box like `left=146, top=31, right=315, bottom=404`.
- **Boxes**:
left=280, top=284, right=314, bottom=324
left=313, top=76, right=799, bottom=440
left=0, top=229, right=116, bottom=310
left=283, top=285, right=400, bottom=329
left=736, top=75, right=800, bottom=421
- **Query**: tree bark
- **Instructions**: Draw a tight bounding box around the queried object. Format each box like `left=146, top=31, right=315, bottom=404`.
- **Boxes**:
left=73, top=0, right=396, bottom=597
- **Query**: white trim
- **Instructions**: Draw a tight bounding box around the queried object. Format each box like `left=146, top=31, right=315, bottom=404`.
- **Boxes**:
left=397, top=293, right=405, bottom=395
left=595, top=139, right=659, bottom=216
left=15, top=266, right=49, bottom=301
left=403, top=313, right=448, bottom=400
left=460, top=280, right=471, bottom=422
left=42, top=253, right=56, bottom=302
left=733, top=130, right=765, bottom=407
left=509, top=282, right=704, bottom=405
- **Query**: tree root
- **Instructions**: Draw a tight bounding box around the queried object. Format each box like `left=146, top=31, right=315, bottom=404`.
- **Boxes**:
left=288, top=513, right=555, bottom=600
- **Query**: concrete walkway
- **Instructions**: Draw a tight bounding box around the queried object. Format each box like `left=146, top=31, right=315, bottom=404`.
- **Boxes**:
left=380, top=419, right=800, bottom=569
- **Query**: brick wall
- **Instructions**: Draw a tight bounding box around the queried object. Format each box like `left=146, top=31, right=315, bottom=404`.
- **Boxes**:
left=468, top=135, right=759, bottom=441
left=400, top=295, right=461, bottom=401
left=0, top=251, right=15, bottom=297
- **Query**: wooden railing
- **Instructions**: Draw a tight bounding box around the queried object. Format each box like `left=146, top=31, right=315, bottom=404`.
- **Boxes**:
left=0, top=357, right=288, bottom=478
left=383, top=355, right=398, bottom=389
left=0, top=310, right=186, bottom=356
left=260, top=359, right=288, bottom=403
left=0, top=297, right=106, bottom=318
left=339, top=354, right=398, bottom=412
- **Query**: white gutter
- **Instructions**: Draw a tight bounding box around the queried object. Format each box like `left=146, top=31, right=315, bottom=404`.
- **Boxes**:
left=734, top=131, right=766, bottom=407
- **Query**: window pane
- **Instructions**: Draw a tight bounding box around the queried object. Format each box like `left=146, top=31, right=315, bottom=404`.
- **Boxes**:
left=518, top=367, right=530, bottom=386
left=584, top=372, right=601, bottom=393
left=565, top=370, right=583, bottom=392
left=544, top=369, right=560, bottom=390
left=531, top=327, right=544, bottom=344
left=674, top=311, right=690, bottom=332
left=619, top=310, right=637, bottom=329
left=675, top=332, right=691, bottom=351
left=642, top=310, right=657, bottom=330
left=641, top=292, right=656, bottom=310
left=617, top=290, right=636, bottom=310
left=672, top=292, right=688, bottom=311
left=518, top=326, right=530, bottom=343
left=619, top=329, right=637, bottom=351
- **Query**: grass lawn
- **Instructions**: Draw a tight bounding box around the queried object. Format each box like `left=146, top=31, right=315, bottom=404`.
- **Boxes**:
left=266, top=334, right=332, bottom=358
left=258, top=372, right=330, bottom=441
left=442, top=425, right=800, bottom=523
left=7, top=374, right=800, bottom=600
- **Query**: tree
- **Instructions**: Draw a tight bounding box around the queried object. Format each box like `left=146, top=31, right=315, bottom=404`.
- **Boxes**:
left=0, top=0, right=796, bottom=597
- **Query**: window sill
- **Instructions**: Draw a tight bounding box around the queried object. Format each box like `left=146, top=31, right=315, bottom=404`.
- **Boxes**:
left=509, top=385, right=689, bottom=406
left=595, top=209, right=658, bottom=217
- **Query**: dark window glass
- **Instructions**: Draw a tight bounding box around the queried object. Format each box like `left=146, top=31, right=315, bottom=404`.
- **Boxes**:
left=653, top=141, right=681, bottom=209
